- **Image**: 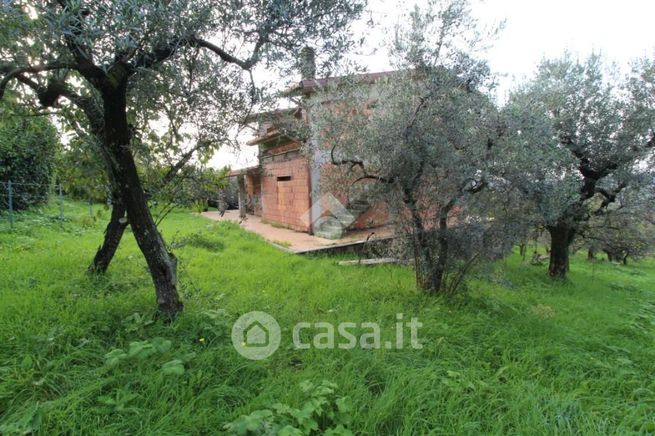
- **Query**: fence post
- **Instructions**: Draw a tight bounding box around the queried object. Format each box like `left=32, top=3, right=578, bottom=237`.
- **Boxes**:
left=89, top=198, right=93, bottom=217
left=7, top=180, right=13, bottom=230
left=58, top=184, right=64, bottom=221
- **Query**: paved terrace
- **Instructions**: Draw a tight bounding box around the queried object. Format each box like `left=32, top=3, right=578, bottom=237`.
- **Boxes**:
left=201, top=210, right=394, bottom=254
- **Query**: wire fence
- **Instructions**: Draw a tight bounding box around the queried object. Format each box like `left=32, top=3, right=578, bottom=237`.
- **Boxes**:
left=0, top=181, right=104, bottom=231
left=0, top=180, right=230, bottom=232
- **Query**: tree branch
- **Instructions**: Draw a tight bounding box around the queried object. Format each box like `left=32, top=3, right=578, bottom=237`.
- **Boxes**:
left=11, top=73, right=104, bottom=135
left=54, top=0, right=107, bottom=85
left=190, top=38, right=255, bottom=70
left=0, top=63, right=76, bottom=100
left=130, top=35, right=264, bottom=73
left=153, top=141, right=211, bottom=192
left=593, top=182, right=627, bottom=215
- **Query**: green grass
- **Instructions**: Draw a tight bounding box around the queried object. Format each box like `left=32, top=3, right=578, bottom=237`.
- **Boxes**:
left=1, top=202, right=654, bottom=434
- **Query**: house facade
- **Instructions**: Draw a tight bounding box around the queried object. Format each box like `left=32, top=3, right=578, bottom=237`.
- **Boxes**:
left=231, top=50, right=391, bottom=238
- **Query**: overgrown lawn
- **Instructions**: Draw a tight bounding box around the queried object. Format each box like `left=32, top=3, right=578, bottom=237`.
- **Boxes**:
left=0, top=202, right=654, bottom=434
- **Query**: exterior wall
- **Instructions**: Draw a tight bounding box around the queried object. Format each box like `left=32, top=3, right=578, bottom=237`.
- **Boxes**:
left=351, top=201, right=389, bottom=229
left=244, top=172, right=262, bottom=216
left=317, top=157, right=390, bottom=230
left=260, top=142, right=311, bottom=232
left=329, top=182, right=390, bottom=230
left=247, top=91, right=392, bottom=235
left=304, top=91, right=391, bottom=233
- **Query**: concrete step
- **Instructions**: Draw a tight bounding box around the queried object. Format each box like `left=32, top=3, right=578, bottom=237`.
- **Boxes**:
left=342, top=199, right=370, bottom=230
left=315, top=218, right=346, bottom=239
left=315, top=227, right=345, bottom=239
left=349, top=199, right=370, bottom=209
left=332, top=210, right=355, bottom=221
left=314, top=198, right=372, bottom=239
left=347, top=207, right=368, bottom=217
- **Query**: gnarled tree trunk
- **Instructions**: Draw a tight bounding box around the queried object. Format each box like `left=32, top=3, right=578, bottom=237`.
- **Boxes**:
left=88, top=193, right=128, bottom=273
left=410, top=200, right=450, bottom=295
left=101, top=84, right=182, bottom=317
left=430, top=206, right=451, bottom=294
left=88, top=141, right=200, bottom=274
left=407, top=198, right=437, bottom=293
left=547, top=222, right=576, bottom=279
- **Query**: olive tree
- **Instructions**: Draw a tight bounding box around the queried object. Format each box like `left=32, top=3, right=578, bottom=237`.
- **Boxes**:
left=85, top=51, right=250, bottom=275
left=502, top=55, right=655, bottom=278
left=0, top=0, right=364, bottom=316
left=312, top=0, right=510, bottom=294
left=580, top=177, right=655, bottom=264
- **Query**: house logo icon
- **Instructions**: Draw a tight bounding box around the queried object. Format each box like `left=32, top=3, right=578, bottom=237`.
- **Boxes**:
left=231, top=311, right=281, bottom=360
left=300, top=193, right=356, bottom=239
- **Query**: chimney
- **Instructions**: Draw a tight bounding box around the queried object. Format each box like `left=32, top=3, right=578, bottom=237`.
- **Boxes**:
left=299, top=46, right=316, bottom=81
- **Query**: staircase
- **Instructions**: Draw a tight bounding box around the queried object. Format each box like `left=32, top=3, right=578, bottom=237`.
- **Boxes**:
left=314, top=198, right=371, bottom=240
left=347, top=199, right=371, bottom=218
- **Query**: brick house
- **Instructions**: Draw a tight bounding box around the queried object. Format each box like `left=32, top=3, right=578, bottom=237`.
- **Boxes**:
left=231, top=49, right=392, bottom=239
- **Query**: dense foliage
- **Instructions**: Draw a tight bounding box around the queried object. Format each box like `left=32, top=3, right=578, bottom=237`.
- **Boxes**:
left=151, top=165, right=231, bottom=213
left=313, top=0, right=514, bottom=294
left=313, top=0, right=654, bottom=286
left=57, top=137, right=108, bottom=203
left=502, top=55, right=655, bottom=277
left=0, top=99, right=59, bottom=210
left=0, top=0, right=365, bottom=315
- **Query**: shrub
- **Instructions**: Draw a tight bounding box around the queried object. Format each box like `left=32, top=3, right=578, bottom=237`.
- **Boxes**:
left=0, top=100, right=59, bottom=210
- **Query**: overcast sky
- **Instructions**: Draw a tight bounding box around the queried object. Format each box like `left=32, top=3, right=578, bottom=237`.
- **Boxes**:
left=211, top=0, right=655, bottom=170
